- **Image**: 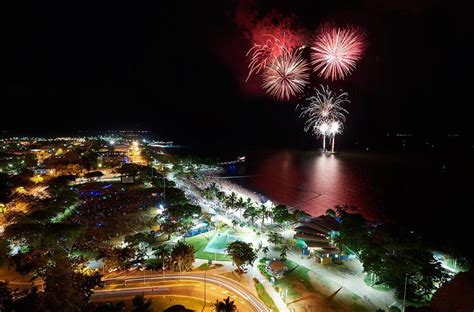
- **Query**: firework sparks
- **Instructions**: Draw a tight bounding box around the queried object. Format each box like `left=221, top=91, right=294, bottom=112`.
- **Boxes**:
left=262, top=50, right=310, bottom=100
left=311, top=25, right=366, bottom=81
left=299, top=85, right=349, bottom=136
left=245, top=35, right=287, bottom=81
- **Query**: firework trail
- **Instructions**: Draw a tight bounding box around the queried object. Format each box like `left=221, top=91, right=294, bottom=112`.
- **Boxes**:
left=245, top=34, right=287, bottom=81
left=262, top=50, right=310, bottom=101
left=299, top=85, right=349, bottom=136
left=311, top=25, right=366, bottom=81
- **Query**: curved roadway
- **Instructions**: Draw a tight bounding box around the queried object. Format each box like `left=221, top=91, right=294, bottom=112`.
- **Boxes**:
left=93, top=273, right=270, bottom=312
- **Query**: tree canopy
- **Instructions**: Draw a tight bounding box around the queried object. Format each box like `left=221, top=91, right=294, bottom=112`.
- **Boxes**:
left=337, top=208, right=448, bottom=302
left=171, top=241, right=195, bottom=272
left=226, top=241, right=257, bottom=275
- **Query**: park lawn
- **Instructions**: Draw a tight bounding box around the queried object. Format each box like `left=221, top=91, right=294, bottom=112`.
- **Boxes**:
left=196, top=263, right=223, bottom=271
left=210, top=233, right=239, bottom=250
left=185, top=234, right=231, bottom=261
left=72, top=250, right=99, bottom=261
left=274, top=260, right=316, bottom=301
left=255, top=281, right=279, bottom=312
left=363, top=274, right=391, bottom=292
left=150, top=296, right=210, bottom=311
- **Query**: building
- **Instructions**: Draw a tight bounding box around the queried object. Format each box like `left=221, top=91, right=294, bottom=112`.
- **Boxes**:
left=266, top=259, right=288, bottom=278
left=294, top=215, right=346, bottom=264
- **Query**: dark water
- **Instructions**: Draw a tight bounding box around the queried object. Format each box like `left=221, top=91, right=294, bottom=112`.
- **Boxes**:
left=217, top=148, right=474, bottom=253
left=224, top=149, right=470, bottom=216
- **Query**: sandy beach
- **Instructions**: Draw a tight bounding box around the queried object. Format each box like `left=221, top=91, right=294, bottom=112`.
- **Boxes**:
left=205, top=176, right=274, bottom=207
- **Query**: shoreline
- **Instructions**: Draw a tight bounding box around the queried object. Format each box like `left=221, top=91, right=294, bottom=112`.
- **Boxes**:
left=209, top=176, right=266, bottom=205
left=204, top=167, right=369, bottom=219
left=206, top=175, right=285, bottom=212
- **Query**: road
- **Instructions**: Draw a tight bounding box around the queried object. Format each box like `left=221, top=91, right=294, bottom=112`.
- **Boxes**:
left=94, top=273, right=269, bottom=312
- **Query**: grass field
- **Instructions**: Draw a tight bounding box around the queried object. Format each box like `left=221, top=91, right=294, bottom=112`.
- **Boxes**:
left=275, top=260, right=316, bottom=301
left=196, top=263, right=223, bottom=271
left=363, top=273, right=391, bottom=292
left=255, top=281, right=279, bottom=312
left=186, top=234, right=231, bottom=261
left=150, top=296, right=210, bottom=311
left=211, top=234, right=238, bottom=249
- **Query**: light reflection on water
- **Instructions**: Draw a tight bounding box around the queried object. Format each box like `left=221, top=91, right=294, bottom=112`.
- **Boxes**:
left=233, top=150, right=369, bottom=217
left=225, top=148, right=473, bottom=223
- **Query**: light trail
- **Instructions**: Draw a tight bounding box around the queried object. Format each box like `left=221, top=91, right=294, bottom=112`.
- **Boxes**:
left=99, top=273, right=270, bottom=312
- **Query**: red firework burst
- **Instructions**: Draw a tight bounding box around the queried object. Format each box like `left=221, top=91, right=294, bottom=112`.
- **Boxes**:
left=311, top=25, right=366, bottom=81
left=245, top=34, right=287, bottom=81
left=245, top=20, right=304, bottom=82
left=262, top=50, right=310, bottom=101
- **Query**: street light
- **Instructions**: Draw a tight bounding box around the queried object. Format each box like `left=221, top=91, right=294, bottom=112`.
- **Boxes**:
left=402, top=273, right=408, bottom=312
left=202, top=259, right=212, bottom=312
left=141, top=266, right=146, bottom=286
left=162, top=255, right=168, bottom=286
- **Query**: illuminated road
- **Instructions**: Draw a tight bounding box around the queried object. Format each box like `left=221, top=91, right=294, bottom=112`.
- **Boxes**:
left=94, top=273, right=269, bottom=312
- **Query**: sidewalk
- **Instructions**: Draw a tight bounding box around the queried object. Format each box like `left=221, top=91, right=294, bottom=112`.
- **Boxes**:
left=250, top=264, right=289, bottom=312
left=287, top=251, right=398, bottom=311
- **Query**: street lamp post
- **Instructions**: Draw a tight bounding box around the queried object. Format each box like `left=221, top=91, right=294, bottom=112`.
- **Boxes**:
left=163, top=177, right=166, bottom=202
left=162, top=260, right=165, bottom=285
left=202, top=259, right=212, bottom=312
left=402, top=273, right=408, bottom=312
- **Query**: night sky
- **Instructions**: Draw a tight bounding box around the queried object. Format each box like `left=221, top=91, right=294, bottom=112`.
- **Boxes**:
left=2, top=0, right=472, bottom=146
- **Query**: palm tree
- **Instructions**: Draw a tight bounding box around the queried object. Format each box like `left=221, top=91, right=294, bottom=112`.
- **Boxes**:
left=258, top=203, right=270, bottom=226
left=226, top=192, right=238, bottom=210
left=132, top=294, right=152, bottom=312
left=231, top=219, right=239, bottom=228
left=243, top=204, right=259, bottom=225
left=217, top=191, right=227, bottom=203
left=244, top=197, right=253, bottom=210
left=203, top=187, right=214, bottom=200
left=209, top=182, right=219, bottom=194
left=235, top=197, right=245, bottom=217
left=153, top=245, right=170, bottom=269
left=171, top=241, right=195, bottom=273
left=212, top=296, right=237, bottom=312
left=279, top=243, right=290, bottom=261
left=160, top=219, right=179, bottom=240
left=202, top=212, right=213, bottom=228
left=268, top=231, right=284, bottom=246
left=180, top=219, right=193, bottom=240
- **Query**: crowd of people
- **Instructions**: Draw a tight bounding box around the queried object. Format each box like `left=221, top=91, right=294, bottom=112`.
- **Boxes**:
left=70, top=182, right=161, bottom=246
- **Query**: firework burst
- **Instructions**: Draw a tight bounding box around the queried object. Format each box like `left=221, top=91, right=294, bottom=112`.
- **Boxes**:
left=299, top=85, right=349, bottom=136
left=262, top=50, right=310, bottom=101
left=311, top=25, right=366, bottom=81
left=245, top=35, right=287, bottom=81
